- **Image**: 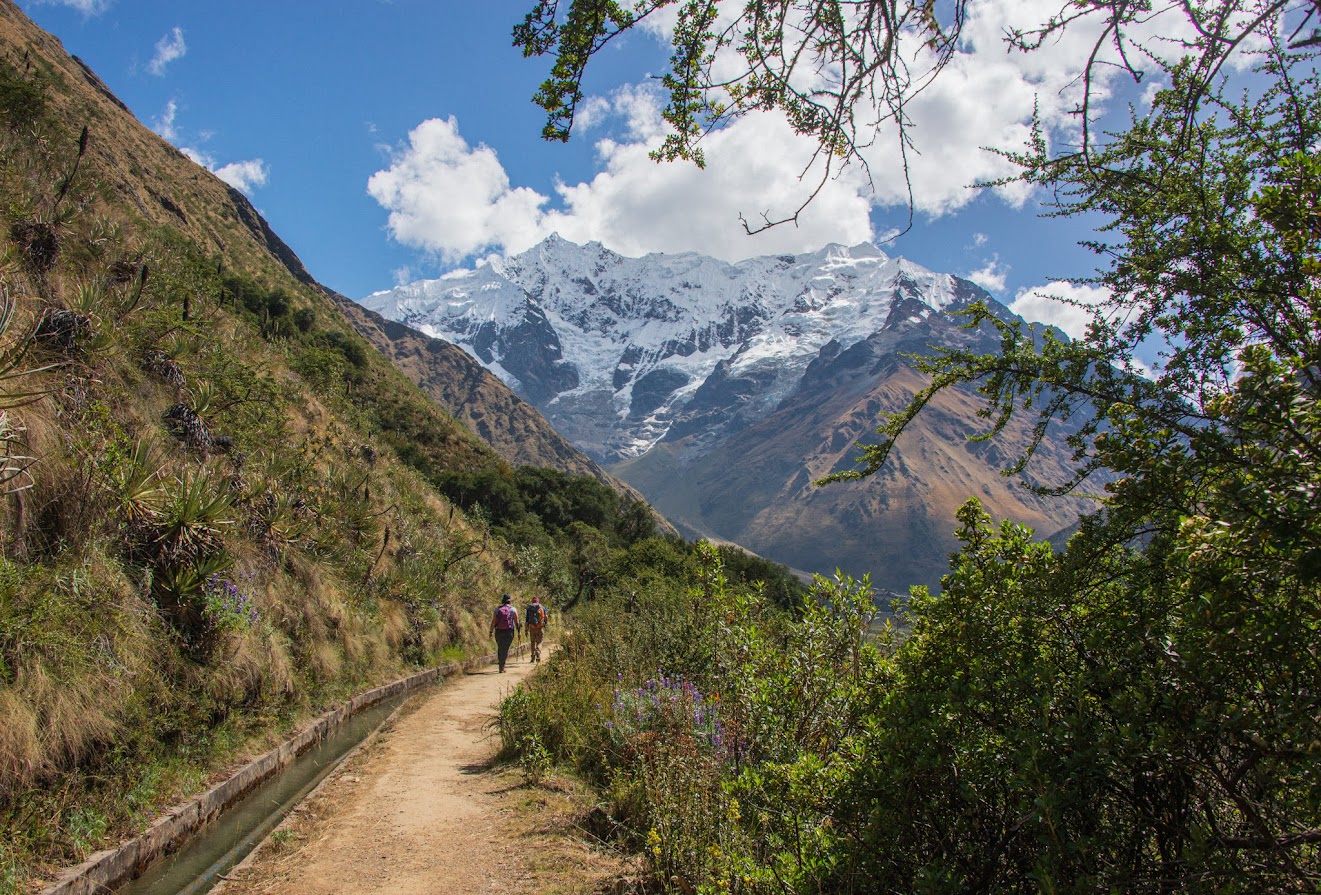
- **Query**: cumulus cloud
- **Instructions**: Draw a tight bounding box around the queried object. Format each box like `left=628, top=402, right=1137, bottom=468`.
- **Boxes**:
left=369, top=0, right=1240, bottom=268
left=149, top=27, right=186, bottom=76
left=213, top=159, right=269, bottom=193
left=1009, top=281, right=1111, bottom=341
left=180, top=146, right=268, bottom=195
left=152, top=98, right=179, bottom=142
left=967, top=258, right=1008, bottom=294
left=368, top=103, right=875, bottom=264
left=366, top=117, right=549, bottom=263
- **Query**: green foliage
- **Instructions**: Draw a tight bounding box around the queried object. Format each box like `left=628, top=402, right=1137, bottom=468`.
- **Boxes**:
left=499, top=545, right=878, bottom=892
left=517, top=27, right=1321, bottom=895
left=0, top=55, right=46, bottom=132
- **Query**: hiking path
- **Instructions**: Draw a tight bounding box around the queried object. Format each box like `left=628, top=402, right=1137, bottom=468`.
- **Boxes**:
left=213, top=646, right=625, bottom=895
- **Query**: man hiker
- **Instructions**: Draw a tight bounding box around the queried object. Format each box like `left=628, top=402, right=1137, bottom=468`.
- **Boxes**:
left=525, top=595, right=547, bottom=663
left=489, top=593, right=521, bottom=672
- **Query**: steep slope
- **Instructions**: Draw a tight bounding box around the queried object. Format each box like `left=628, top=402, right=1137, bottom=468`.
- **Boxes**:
left=0, top=1, right=619, bottom=496
left=0, top=4, right=632, bottom=889
left=363, top=237, right=1089, bottom=591
left=0, top=9, right=315, bottom=290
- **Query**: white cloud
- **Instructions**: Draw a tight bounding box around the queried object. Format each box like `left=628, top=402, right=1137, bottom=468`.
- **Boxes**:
left=369, top=0, right=1265, bottom=270
left=213, top=159, right=269, bottom=194
left=366, top=117, right=548, bottom=264
left=179, top=146, right=268, bottom=195
left=149, top=27, right=186, bottom=76
left=29, top=0, right=107, bottom=14
left=967, top=257, right=1007, bottom=293
left=1009, top=281, right=1110, bottom=340
left=545, top=106, right=876, bottom=259
left=153, top=100, right=267, bottom=196
left=368, top=105, right=875, bottom=264
left=152, top=98, right=179, bottom=142
left=1013, top=281, right=1159, bottom=378
left=572, top=95, right=612, bottom=133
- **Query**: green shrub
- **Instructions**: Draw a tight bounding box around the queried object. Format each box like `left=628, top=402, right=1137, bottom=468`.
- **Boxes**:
left=0, top=58, right=45, bottom=133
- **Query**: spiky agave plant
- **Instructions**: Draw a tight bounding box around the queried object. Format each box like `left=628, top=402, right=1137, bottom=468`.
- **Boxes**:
left=186, top=379, right=216, bottom=417
left=0, top=283, right=56, bottom=493
left=151, top=468, right=234, bottom=567
left=246, top=487, right=310, bottom=555
left=110, top=439, right=165, bottom=527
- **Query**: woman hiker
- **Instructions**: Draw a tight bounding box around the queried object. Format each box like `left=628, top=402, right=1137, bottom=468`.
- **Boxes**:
left=489, top=593, right=521, bottom=672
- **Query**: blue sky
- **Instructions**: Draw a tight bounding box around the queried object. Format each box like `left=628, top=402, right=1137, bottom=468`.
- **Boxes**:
left=19, top=0, right=1144, bottom=335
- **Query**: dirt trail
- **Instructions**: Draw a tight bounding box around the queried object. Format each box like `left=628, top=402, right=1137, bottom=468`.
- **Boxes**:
left=214, top=647, right=619, bottom=895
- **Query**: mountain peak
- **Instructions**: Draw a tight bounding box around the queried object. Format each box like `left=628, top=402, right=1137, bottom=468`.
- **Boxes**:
left=361, top=237, right=1012, bottom=463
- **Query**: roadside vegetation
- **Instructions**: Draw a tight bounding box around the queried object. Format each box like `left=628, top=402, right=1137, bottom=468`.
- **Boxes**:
left=505, top=2, right=1321, bottom=892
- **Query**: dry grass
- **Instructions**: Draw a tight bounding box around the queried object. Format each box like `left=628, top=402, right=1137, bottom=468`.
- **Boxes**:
left=0, top=8, right=548, bottom=889
left=500, top=771, right=642, bottom=895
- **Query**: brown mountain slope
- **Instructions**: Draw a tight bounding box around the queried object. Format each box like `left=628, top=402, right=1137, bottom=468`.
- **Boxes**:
left=0, top=6, right=314, bottom=288
left=613, top=334, right=1094, bottom=595
left=0, top=4, right=534, bottom=888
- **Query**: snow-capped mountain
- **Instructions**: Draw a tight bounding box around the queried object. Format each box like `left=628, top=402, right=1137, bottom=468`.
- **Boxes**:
left=362, top=234, right=988, bottom=464
left=360, top=235, right=1084, bottom=591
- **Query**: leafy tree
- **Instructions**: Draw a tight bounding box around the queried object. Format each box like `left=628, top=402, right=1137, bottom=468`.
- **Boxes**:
left=716, top=543, right=806, bottom=610
left=862, top=36, right=1320, bottom=895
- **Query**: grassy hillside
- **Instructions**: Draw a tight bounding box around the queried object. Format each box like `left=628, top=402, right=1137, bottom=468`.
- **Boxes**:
left=0, top=5, right=545, bottom=889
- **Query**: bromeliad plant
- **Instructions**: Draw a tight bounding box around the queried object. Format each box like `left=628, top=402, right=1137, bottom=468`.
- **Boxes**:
left=0, top=283, right=55, bottom=494
left=116, top=466, right=239, bottom=655
left=150, top=468, right=233, bottom=567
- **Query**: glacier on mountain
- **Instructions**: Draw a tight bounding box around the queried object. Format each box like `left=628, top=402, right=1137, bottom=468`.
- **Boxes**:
left=359, top=233, right=981, bottom=463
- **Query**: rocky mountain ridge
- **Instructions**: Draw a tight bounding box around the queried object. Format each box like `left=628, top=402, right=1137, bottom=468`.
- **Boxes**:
left=335, top=295, right=665, bottom=519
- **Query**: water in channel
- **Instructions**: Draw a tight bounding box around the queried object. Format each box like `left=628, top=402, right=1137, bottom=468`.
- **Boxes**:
left=114, top=688, right=418, bottom=895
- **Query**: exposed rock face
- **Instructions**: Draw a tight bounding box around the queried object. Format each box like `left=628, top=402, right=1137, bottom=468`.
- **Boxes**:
left=361, top=236, right=1088, bottom=591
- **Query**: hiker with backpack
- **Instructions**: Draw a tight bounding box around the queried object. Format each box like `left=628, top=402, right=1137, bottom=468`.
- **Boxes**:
left=525, top=595, right=547, bottom=663
left=489, top=593, right=521, bottom=672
